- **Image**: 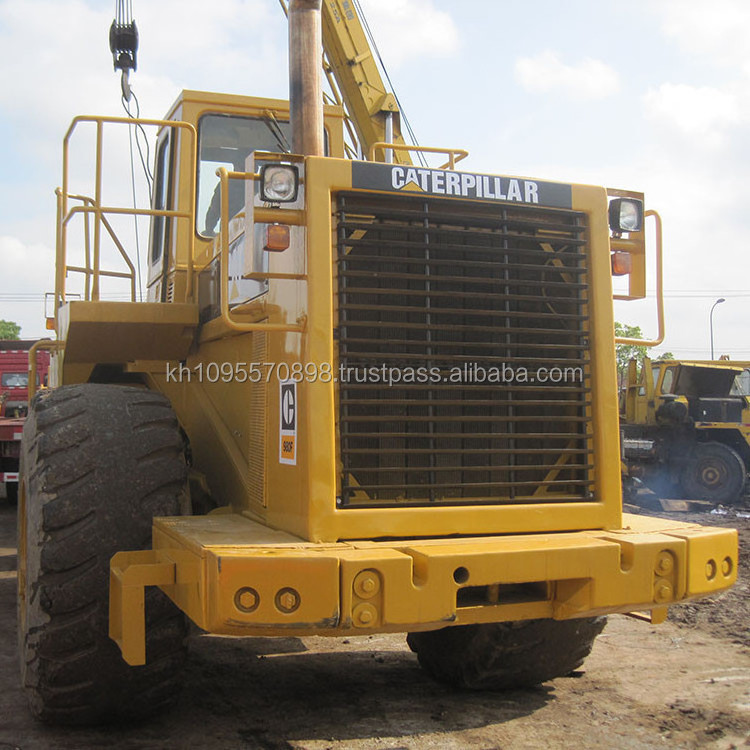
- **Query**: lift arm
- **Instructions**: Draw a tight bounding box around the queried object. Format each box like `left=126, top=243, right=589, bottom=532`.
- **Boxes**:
left=281, top=0, right=412, bottom=163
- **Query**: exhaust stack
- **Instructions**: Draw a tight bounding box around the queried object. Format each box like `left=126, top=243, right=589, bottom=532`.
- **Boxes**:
left=289, top=0, right=324, bottom=156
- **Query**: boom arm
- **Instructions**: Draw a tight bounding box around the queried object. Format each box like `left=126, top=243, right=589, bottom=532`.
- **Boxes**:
left=282, top=0, right=412, bottom=164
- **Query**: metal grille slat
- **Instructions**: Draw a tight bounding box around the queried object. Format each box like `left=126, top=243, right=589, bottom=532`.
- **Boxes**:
left=340, top=352, right=588, bottom=365
left=342, top=415, right=591, bottom=423
left=354, top=463, right=594, bottom=473
left=340, top=303, right=586, bottom=321
left=335, top=191, right=593, bottom=508
left=340, top=268, right=589, bottom=291
left=344, top=447, right=591, bottom=454
left=341, top=223, right=588, bottom=248
left=341, top=398, right=590, bottom=407
left=336, top=199, right=583, bottom=228
left=340, top=337, right=587, bottom=353
left=341, top=287, right=584, bottom=306
left=352, top=480, right=594, bottom=491
left=340, top=254, right=588, bottom=279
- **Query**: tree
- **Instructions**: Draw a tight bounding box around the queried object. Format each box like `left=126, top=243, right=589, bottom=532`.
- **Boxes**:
left=614, top=322, right=647, bottom=386
left=0, top=320, right=20, bottom=340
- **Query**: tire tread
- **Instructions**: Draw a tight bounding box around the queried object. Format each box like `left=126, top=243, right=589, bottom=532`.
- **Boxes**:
left=407, top=617, right=606, bottom=690
left=19, top=384, right=188, bottom=725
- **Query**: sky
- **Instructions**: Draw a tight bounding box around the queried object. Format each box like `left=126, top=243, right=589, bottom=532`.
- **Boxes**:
left=0, top=0, right=748, bottom=359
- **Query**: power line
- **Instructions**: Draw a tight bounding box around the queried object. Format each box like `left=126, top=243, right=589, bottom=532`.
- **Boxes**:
left=641, top=293, right=750, bottom=299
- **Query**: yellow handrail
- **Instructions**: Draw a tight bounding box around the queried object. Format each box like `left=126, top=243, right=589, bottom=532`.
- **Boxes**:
left=63, top=192, right=94, bottom=299
left=217, top=168, right=305, bottom=333
left=614, top=209, right=664, bottom=347
left=62, top=205, right=139, bottom=300
left=368, top=142, right=469, bottom=170
left=58, top=115, right=198, bottom=316
left=27, top=340, right=65, bottom=400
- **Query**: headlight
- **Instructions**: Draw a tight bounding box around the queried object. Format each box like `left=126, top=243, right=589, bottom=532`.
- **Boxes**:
left=609, top=198, right=643, bottom=233
left=260, top=164, right=299, bottom=203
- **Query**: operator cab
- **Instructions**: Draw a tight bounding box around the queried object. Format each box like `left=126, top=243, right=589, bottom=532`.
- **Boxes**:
left=146, top=90, right=344, bottom=304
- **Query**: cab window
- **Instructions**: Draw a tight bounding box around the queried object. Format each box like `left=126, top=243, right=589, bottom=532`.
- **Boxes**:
left=731, top=369, right=750, bottom=396
left=651, top=365, right=660, bottom=391
left=150, top=133, right=173, bottom=266
left=197, top=114, right=293, bottom=238
left=660, top=367, right=675, bottom=394
left=1, top=372, right=39, bottom=387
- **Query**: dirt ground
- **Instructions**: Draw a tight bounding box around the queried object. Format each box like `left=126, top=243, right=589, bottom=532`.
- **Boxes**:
left=0, top=493, right=748, bottom=750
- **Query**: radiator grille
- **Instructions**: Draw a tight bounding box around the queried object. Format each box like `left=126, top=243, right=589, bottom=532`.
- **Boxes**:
left=335, top=191, right=593, bottom=508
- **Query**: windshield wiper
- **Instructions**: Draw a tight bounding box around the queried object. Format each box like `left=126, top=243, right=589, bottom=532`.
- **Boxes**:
left=262, top=112, right=291, bottom=153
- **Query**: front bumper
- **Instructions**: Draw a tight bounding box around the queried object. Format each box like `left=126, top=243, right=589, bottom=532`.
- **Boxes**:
left=110, top=512, right=737, bottom=665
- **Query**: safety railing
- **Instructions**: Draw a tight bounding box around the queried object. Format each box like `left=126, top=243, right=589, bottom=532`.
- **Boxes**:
left=56, top=191, right=139, bottom=302
left=27, top=339, right=65, bottom=400
left=56, top=115, right=197, bottom=315
left=613, top=209, right=664, bottom=347
left=216, top=167, right=305, bottom=333
left=368, top=142, right=469, bottom=170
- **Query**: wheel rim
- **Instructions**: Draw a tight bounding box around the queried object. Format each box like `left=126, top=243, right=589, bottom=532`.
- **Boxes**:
left=695, top=458, right=730, bottom=491
left=681, top=441, right=746, bottom=503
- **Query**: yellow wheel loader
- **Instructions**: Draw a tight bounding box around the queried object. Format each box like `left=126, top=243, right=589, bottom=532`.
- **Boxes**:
left=17, top=0, right=737, bottom=725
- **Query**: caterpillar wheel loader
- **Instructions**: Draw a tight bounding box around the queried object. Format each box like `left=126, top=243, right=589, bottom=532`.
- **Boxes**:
left=17, top=0, right=737, bottom=725
left=621, top=357, right=750, bottom=504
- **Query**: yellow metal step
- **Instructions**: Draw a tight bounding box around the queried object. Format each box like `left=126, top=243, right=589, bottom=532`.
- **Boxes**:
left=59, top=301, right=199, bottom=363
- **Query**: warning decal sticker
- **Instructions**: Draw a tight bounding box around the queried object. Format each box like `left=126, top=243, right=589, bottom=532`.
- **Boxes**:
left=279, top=380, right=297, bottom=465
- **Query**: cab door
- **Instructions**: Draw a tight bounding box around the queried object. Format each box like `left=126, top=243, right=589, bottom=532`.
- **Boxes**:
left=147, top=129, right=175, bottom=301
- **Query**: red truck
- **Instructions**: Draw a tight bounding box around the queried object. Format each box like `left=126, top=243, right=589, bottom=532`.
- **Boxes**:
left=0, top=341, right=50, bottom=417
left=0, top=341, right=50, bottom=503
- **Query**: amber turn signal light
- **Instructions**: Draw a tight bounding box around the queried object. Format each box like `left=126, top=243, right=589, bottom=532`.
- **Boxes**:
left=264, top=224, right=291, bottom=252
left=611, top=250, right=632, bottom=276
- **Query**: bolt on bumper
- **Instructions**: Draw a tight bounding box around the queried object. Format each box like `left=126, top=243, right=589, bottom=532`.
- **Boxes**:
left=110, top=513, right=738, bottom=666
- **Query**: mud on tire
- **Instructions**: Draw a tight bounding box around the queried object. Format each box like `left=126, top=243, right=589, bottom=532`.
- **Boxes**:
left=18, top=384, right=189, bottom=725
left=407, top=617, right=606, bottom=690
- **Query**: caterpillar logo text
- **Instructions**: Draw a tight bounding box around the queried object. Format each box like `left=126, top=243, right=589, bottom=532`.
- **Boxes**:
left=351, top=162, right=574, bottom=208
left=392, top=166, right=539, bottom=203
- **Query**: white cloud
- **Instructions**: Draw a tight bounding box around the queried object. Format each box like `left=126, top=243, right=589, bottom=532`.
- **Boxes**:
left=514, top=50, right=619, bottom=100
left=0, top=0, right=285, bottom=138
left=0, top=236, right=55, bottom=339
left=643, top=83, right=742, bottom=148
left=357, top=0, right=460, bottom=67
left=0, top=236, right=54, bottom=286
left=623, top=2, right=750, bottom=357
left=655, top=0, right=750, bottom=71
left=644, top=1, right=750, bottom=152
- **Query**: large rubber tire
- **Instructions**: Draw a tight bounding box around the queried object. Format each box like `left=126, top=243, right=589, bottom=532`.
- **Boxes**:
left=679, top=441, right=747, bottom=505
left=18, top=384, right=189, bottom=725
left=407, top=617, right=606, bottom=690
